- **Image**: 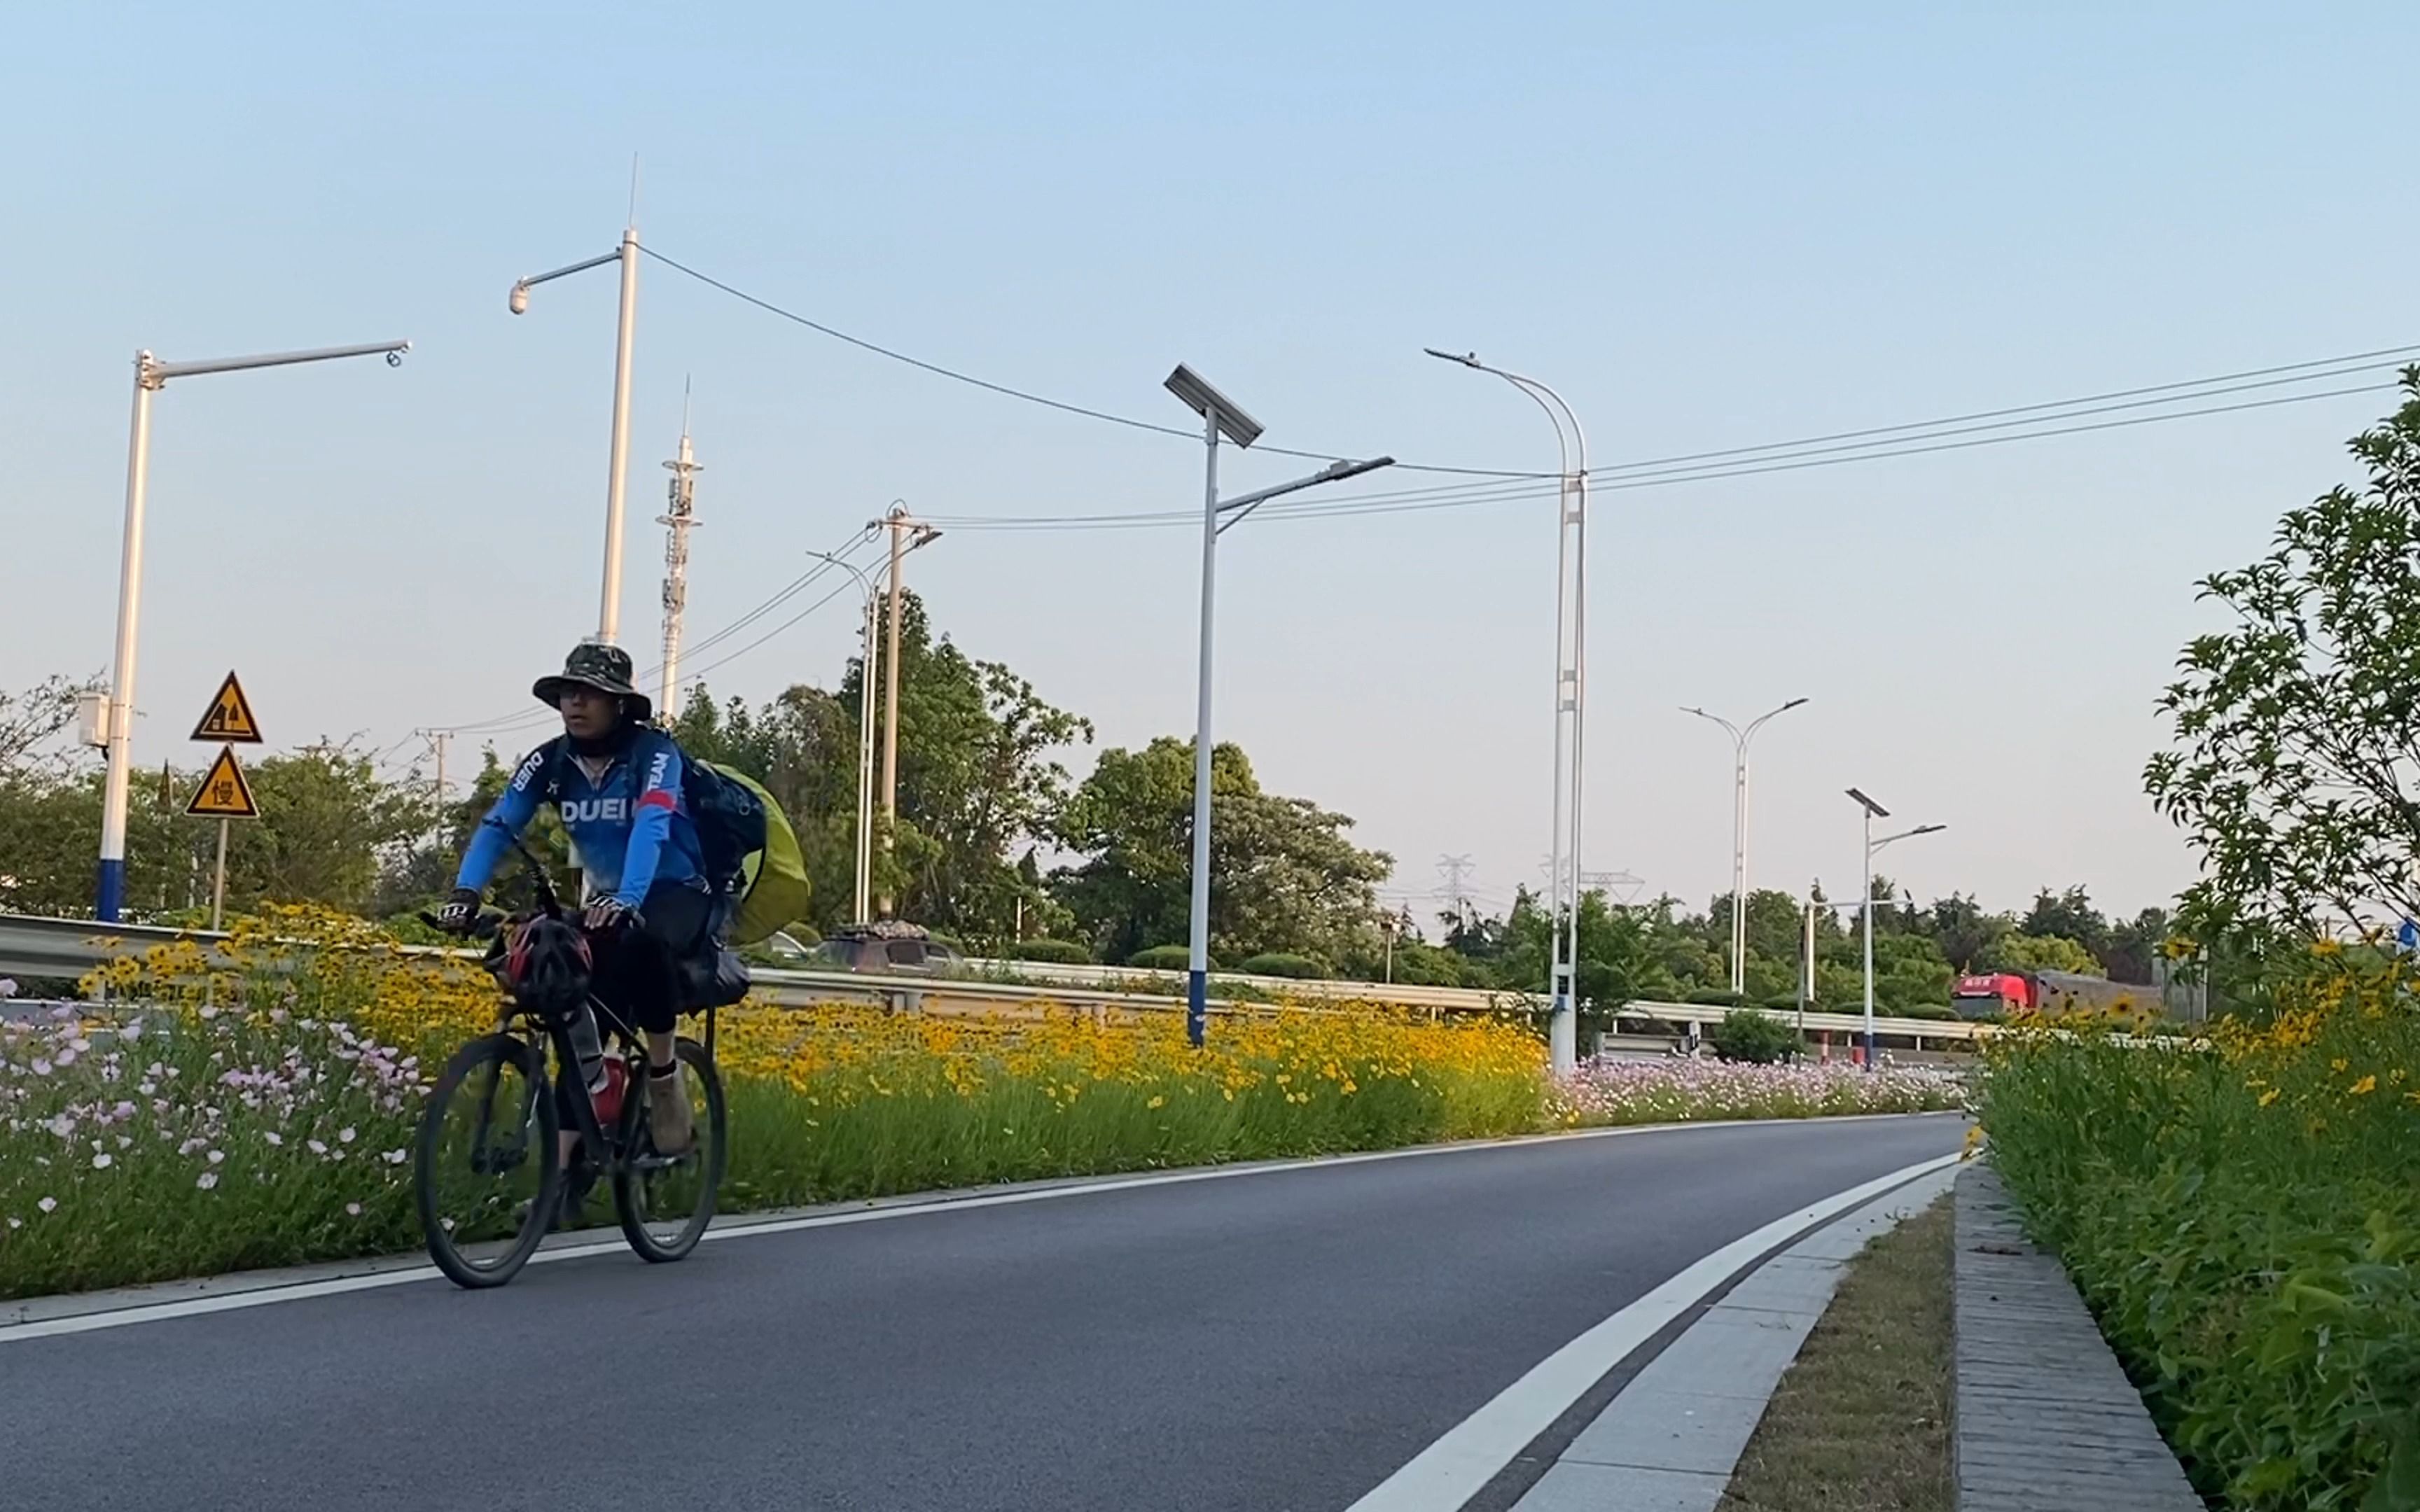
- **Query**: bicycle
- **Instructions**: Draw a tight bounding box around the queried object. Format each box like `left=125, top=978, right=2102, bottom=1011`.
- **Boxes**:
left=412, top=859, right=730, bottom=1290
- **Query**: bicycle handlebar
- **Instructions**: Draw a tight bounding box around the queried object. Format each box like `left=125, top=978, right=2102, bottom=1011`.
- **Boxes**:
left=418, top=909, right=508, bottom=941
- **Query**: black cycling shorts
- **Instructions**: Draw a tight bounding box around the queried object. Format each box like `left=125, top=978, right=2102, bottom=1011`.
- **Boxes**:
left=590, top=880, right=715, bottom=1037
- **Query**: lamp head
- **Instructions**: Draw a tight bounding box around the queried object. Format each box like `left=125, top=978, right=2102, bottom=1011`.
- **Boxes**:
left=508, top=282, right=531, bottom=316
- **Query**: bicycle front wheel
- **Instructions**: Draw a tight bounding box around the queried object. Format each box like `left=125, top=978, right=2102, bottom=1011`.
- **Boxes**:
left=613, top=1037, right=727, bottom=1263
left=417, top=1032, right=559, bottom=1289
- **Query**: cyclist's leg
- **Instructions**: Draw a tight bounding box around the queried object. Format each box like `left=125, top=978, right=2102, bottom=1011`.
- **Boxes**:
left=594, top=882, right=712, bottom=1151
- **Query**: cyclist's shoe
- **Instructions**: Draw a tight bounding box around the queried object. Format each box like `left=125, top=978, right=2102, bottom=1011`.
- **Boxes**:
left=556, top=1158, right=599, bottom=1228
left=515, top=1158, right=598, bottom=1232
left=647, top=1061, right=695, bottom=1155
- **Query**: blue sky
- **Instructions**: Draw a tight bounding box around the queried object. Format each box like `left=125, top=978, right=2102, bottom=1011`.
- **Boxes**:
left=6, top=2, right=2414, bottom=923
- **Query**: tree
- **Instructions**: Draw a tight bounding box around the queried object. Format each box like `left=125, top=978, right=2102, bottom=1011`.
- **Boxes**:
left=0, top=738, right=429, bottom=923
left=1052, top=736, right=1389, bottom=966
left=2101, top=906, right=2173, bottom=986
left=839, top=592, right=1090, bottom=946
left=2019, top=886, right=2109, bottom=956
left=1917, top=892, right=2009, bottom=973
left=2148, top=372, right=2420, bottom=939
left=660, top=589, right=1089, bottom=947
left=222, top=745, right=431, bottom=914
left=672, top=683, right=855, bottom=935
left=0, top=674, right=98, bottom=776
left=1984, top=932, right=2103, bottom=977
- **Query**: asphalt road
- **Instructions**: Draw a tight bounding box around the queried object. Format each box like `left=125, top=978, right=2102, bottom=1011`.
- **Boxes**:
left=0, top=1116, right=1960, bottom=1512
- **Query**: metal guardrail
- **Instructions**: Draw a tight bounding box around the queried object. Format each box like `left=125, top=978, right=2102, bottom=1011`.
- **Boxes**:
left=0, top=914, right=1443, bottom=1025
left=953, top=956, right=1531, bottom=1012
left=1618, top=999, right=1989, bottom=1044
left=0, top=913, right=2017, bottom=1042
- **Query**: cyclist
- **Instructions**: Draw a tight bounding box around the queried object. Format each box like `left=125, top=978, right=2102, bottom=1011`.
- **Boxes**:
left=436, top=641, right=707, bottom=1218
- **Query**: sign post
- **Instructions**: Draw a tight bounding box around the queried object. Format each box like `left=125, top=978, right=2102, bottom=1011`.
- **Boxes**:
left=186, top=674, right=263, bottom=930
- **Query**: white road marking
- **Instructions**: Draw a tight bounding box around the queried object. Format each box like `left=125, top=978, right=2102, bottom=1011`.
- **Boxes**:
left=0, top=1114, right=1961, bottom=1345
left=1341, top=1151, right=1964, bottom=1512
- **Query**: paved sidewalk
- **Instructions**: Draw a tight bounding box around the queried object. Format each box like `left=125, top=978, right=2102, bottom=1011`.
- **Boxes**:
left=1955, top=1165, right=2202, bottom=1510
left=1508, top=1163, right=1961, bottom=1512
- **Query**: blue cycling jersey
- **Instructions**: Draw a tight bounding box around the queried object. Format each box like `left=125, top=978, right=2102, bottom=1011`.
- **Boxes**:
left=456, top=730, right=704, bottom=909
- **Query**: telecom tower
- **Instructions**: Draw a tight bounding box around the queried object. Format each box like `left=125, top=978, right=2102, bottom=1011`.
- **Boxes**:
left=657, top=395, right=702, bottom=721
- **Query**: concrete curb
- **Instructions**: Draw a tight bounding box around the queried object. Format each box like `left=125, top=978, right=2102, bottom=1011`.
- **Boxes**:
left=1503, top=1161, right=1963, bottom=1511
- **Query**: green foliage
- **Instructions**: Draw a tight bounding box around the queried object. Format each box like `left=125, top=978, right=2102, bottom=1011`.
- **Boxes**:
left=1982, top=956, right=2420, bottom=1508
left=1985, top=932, right=2105, bottom=976
left=1922, top=892, right=2008, bottom=972
left=1237, top=952, right=1329, bottom=979
left=2146, top=372, right=2420, bottom=943
left=1053, top=738, right=1389, bottom=967
left=0, top=740, right=429, bottom=921
left=1010, top=938, right=1092, bottom=964
left=1708, top=1007, right=1800, bottom=1064
left=1127, top=944, right=1202, bottom=972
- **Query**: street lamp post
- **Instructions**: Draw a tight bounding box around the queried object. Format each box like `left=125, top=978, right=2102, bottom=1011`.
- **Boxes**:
left=93, top=340, right=412, bottom=922
left=1426, top=349, right=1589, bottom=1073
left=1683, top=699, right=1808, bottom=995
left=510, top=225, right=641, bottom=645
left=1844, top=787, right=1944, bottom=1071
left=1165, top=363, right=1393, bottom=1049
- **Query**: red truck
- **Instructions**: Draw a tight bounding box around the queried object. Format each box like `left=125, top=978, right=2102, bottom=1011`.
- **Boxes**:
left=1953, top=969, right=2167, bottom=1020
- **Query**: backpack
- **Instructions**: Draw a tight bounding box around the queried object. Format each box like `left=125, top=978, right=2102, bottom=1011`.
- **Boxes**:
left=539, top=736, right=810, bottom=948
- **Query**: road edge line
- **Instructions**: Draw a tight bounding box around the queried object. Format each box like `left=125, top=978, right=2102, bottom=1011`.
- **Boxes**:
left=1339, top=1151, right=1965, bottom=1512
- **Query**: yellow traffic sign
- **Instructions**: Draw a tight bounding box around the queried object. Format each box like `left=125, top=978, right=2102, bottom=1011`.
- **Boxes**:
left=191, top=672, right=263, bottom=744
left=186, top=746, right=260, bottom=819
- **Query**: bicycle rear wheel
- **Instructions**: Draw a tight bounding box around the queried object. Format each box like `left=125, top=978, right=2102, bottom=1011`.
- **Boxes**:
left=417, top=1032, right=559, bottom=1289
left=613, top=1037, right=727, bottom=1263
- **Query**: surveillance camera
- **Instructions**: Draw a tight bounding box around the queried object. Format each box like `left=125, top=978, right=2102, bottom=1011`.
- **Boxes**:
left=508, top=283, right=529, bottom=316
left=386, top=349, right=405, bottom=368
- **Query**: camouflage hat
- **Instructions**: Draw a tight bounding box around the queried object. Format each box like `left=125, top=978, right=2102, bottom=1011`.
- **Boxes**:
left=533, top=640, right=653, bottom=724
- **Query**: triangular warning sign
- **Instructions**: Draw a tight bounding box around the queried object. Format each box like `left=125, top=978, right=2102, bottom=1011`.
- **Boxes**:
left=191, top=672, right=263, bottom=744
left=186, top=746, right=260, bottom=818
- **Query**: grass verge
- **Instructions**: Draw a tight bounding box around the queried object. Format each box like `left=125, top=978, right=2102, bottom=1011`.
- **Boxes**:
left=1717, top=1192, right=1954, bottom=1512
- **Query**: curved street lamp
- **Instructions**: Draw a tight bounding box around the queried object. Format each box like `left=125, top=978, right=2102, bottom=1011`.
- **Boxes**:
left=1683, top=698, right=1809, bottom=995
left=1426, top=348, right=1589, bottom=1074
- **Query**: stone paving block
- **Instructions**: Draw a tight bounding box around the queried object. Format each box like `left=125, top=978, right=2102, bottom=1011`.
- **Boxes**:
left=1510, top=1460, right=1727, bottom=1512
left=1955, top=1166, right=2203, bottom=1511
left=1712, top=1256, right=1845, bottom=1317
left=1564, top=1387, right=1769, bottom=1475
left=1625, top=1310, right=1809, bottom=1403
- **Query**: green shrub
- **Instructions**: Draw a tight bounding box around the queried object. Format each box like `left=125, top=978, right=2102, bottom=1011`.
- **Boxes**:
left=1237, top=952, right=1328, bottom=980
left=1981, top=953, right=2420, bottom=1507
left=1898, top=1003, right=1957, bottom=1021
left=1709, top=1007, right=1800, bottom=1064
left=1012, top=939, right=1092, bottom=965
left=1127, top=944, right=1207, bottom=972
left=1760, top=993, right=1802, bottom=1013
left=1685, top=989, right=1746, bottom=1008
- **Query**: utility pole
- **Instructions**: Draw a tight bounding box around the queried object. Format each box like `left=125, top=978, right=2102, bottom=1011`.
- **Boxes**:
left=872, top=504, right=940, bottom=918
left=657, top=388, right=702, bottom=722
left=416, top=729, right=452, bottom=815
left=1799, top=888, right=1817, bottom=1040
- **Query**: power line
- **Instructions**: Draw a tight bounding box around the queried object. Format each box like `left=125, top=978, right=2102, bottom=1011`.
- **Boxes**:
left=1590, top=343, right=2420, bottom=475
left=442, top=524, right=881, bottom=738
left=639, top=245, right=1546, bottom=479
left=1592, top=361, right=2412, bottom=484
left=639, top=244, right=2415, bottom=504
left=927, top=377, right=2398, bottom=533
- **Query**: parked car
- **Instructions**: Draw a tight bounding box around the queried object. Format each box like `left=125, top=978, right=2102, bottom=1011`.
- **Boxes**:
left=809, top=921, right=962, bottom=975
